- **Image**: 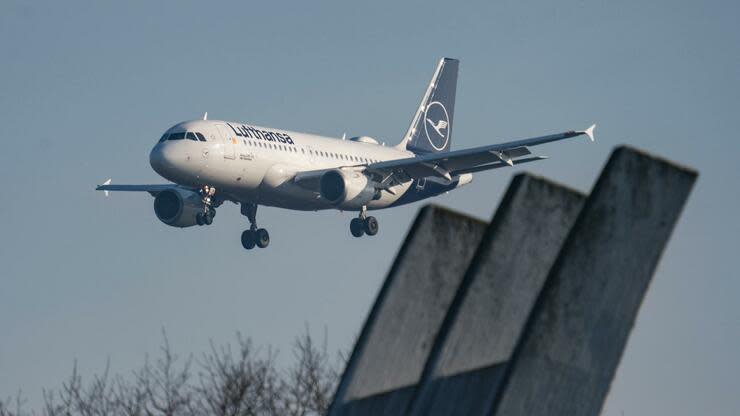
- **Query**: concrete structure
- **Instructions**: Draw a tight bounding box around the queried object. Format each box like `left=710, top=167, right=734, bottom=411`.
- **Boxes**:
left=329, top=146, right=696, bottom=416
left=407, top=174, right=586, bottom=416
left=489, top=146, right=697, bottom=415
left=329, top=205, right=488, bottom=416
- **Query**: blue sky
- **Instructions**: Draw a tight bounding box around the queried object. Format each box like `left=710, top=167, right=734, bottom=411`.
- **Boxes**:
left=1, top=1, right=738, bottom=413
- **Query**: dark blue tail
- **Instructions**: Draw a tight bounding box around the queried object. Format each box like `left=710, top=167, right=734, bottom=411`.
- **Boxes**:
left=397, top=58, right=459, bottom=154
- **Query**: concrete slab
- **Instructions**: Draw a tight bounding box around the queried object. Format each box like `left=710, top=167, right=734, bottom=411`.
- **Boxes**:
left=328, top=205, right=488, bottom=416
left=408, top=174, right=586, bottom=416
left=490, top=146, right=697, bottom=416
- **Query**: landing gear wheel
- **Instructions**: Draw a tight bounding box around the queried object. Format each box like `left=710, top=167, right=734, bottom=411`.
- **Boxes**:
left=196, top=213, right=205, bottom=226
left=364, top=216, right=379, bottom=236
left=240, top=203, right=269, bottom=249
left=350, top=218, right=365, bottom=237
left=256, top=228, right=270, bottom=248
left=203, top=211, right=214, bottom=225
left=241, top=230, right=256, bottom=250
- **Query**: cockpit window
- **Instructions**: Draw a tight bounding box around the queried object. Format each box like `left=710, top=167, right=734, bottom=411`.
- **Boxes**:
left=161, top=131, right=206, bottom=142
left=168, top=132, right=186, bottom=141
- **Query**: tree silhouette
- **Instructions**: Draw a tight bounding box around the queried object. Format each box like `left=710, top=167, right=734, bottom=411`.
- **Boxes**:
left=1, top=330, right=341, bottom=416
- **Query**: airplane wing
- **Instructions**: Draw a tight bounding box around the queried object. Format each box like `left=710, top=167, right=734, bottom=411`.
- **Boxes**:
left=294, top=125, right=594, bottom=191
left=365, top=125, right=595, bottom=182
left=95, top=181, right=241, bottom=207
left=95, top=180, right=180, bottom=196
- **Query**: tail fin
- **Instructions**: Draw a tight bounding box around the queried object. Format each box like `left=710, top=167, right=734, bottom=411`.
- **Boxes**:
left=396, top=57, right=459, bottom=154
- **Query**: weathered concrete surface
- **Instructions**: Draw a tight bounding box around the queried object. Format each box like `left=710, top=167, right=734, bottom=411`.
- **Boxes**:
left=490, top=146, right=697, bottom=416
left=328, top=205, right=488, bottom=416
left=407, top=174, right=586, bottom=416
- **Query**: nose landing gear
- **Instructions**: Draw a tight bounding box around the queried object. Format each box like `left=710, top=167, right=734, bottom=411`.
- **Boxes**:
left=350, top=206, right=379, bottom=238
left=196, top=185, right=217, bottom=226
left=240, top=203, right=270, bottom=250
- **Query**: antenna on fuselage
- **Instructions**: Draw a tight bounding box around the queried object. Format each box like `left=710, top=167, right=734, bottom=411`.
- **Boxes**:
left=203, top=112, right=208, bottom=120
left=341, top=132, right=346, bottom=140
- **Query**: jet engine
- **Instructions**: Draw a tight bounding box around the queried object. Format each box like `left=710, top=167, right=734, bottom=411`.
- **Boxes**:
left=153, top=188, right=205, bottom=227
left=319, top=169, right=380, bottom=209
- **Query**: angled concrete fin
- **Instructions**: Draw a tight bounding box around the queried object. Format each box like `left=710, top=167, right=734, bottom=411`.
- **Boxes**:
left=489, top=146, right=697, bottom=416
left=329, top=205, right=487, bottom=416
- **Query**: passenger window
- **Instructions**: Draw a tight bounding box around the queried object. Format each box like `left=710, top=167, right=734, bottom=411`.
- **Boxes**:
left=195, top=132, right=207, bottom=142
left=168, top=132, right=186, bottom=141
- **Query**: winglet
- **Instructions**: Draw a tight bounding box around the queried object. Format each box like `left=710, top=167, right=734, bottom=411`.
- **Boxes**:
left=102, top=178, right=111, bottom=196
left=582, top=123, right=596, bottom=142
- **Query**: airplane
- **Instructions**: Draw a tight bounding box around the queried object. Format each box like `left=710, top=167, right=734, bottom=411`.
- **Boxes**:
left=97, top=58, right=595, bottom=251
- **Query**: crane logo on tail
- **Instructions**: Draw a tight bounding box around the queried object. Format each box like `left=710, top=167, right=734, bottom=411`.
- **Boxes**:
left=423, top=101, right=450, bottom=151
left=426, top=118, right=448, bottom=137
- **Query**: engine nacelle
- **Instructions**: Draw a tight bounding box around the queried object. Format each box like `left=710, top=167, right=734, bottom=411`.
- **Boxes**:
left=319, top=169, right=380, bottom=209
left=153, top=188, right=205, bottom=228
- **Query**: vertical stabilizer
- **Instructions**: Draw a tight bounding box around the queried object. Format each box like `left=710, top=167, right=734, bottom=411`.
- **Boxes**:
left=396, top=58, right=459, bottom=154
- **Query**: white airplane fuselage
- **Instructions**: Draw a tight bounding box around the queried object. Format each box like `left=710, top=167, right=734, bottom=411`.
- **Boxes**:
left=100, top=58, right=593, bottom=249
left=150, top=119, right=466, bottom=211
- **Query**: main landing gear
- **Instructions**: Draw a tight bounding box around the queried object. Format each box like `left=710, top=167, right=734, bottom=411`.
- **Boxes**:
left=196, top=185, right=217, bottom=226
left=240, top=203, right=270, bottom=250
left=350, top=206, right=379, bottom=238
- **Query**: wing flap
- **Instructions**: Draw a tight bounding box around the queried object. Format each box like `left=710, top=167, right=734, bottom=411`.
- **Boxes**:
left=452, top=156, right=548, bottom=175
left=367, top=126, right=593, bottom=180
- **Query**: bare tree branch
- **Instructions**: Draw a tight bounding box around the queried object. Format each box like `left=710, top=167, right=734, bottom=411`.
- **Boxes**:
left=2, top=329, right=341, bottom=416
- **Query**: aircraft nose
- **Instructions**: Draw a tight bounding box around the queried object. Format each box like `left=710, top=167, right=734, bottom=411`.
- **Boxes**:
left=150, top=141, right=201, bottom=183
left=149, top=142, right=185, bottom=178
left=149, top=143, right=168, bottom=174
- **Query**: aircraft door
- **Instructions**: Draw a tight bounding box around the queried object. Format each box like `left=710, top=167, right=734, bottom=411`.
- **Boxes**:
left=216, top=124, right=236, bottom=160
